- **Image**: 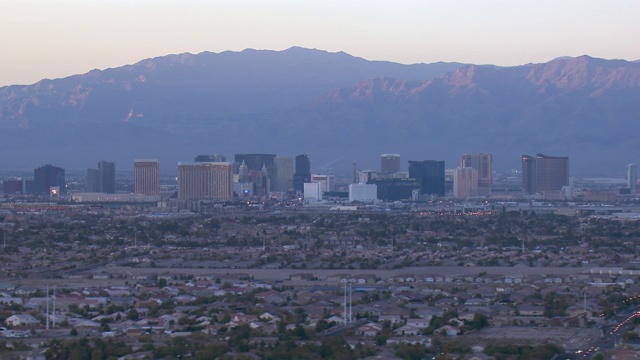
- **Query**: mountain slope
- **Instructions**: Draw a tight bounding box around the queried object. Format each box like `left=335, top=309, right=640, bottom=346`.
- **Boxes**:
left=0, top=47, right=462, bottom=131
left=0, top=50, right=638, bottom=174
left=282, top=56, right=640, bottom=173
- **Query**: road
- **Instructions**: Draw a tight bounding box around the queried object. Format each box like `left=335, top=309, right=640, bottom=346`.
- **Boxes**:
left=101, top=264, right=586, bottom=281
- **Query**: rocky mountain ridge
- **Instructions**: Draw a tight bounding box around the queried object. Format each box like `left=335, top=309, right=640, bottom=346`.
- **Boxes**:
left=0, top=48, right=638, bottom=174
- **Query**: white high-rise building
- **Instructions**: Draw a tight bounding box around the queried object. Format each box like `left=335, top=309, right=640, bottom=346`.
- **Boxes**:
left=453, top=167, right=478, bottom=199
left=303, top=182, right=322, bottom=201
left=349, top=183, right=377, bottom=202
left=629, top=164, right=637, bottom=195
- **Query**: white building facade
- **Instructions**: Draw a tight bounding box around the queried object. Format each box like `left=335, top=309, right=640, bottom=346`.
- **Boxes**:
left=349, top=183, right=377, bottom=202
left=304, top=182, right=322, bottom=201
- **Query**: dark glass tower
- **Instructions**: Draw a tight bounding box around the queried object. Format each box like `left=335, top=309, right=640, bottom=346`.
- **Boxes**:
left=34, top=164, right=65, bottom=195
left=195, top=154, right=226, bottom=162
left=98, top=161, right=116, bottom=194
left=408, top=160, right=445, bottom=196
left=521, top=155, right=537, bottom=195
left=293, top=154, right=311, bottom=193
left=86, top=168, right=101, bottom=192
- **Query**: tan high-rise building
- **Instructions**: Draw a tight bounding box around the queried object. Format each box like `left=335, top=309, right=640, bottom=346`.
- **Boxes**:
left=178, top=162, right=233, bottom=200
left=275, top=157, right=294, bottom=192
left=134, top=160, right=159, bottom=196
left=461, top=153, right=493, bottom=196
left=453, top=167, right=478, bottom=199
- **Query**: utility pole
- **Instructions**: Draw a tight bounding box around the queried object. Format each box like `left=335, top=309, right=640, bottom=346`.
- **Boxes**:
left=343, top=281, right=347, bottom=325
left=349, top=282, right=353, bottom=323
left=53, top=286, right=57, bottom=328
left=46, top=284, right=49, bottom=330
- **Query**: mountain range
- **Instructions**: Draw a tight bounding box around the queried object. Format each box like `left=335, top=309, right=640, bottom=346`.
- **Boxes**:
left=0, top=47, right=639, bottom=175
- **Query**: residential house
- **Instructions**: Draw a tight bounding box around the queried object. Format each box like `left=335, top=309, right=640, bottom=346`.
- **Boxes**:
left=5, top=314, right=39, bottom=327
left=356, top=322, right=382, bottom=337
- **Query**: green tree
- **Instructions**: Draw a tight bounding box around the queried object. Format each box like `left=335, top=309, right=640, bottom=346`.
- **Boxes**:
left=396, top=343, right=427, bottom=360
left=126, top=308, right=139, bottom=321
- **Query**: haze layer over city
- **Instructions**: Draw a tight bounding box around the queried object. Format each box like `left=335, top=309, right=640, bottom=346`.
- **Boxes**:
left=1, top=1, right=639, bottom=360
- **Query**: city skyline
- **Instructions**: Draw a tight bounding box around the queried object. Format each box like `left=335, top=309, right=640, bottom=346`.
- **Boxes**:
left=0, top=1, right=638, bottom=354
left=0, top=1, right=637, bottom=86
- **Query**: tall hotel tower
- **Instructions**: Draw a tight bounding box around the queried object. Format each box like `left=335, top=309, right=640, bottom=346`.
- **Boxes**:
left=629, top=164, right=637, bottom=195
left=178, top=162, right=233, bottom=200
left=293, top=154, right=311, bottom=193
left=408, top=160, right=445, bottom=196
left=453, top=167, right=478, bottom=199
left=381, top=154, right=401, bottom=173
left=134, top=160, right=160, bottom=196
left=522, top=154, right=569, bottom=195
left=461, top=153, right=493, bottom=197
left=34, top=164, right=66, bottom=195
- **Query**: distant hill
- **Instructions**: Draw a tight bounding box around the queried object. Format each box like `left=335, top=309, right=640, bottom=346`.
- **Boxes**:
left=0, top=48, right=638, bottom=175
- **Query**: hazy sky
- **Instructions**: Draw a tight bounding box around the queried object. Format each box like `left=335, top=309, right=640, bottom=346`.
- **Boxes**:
left=1, top=0, right=638, bottom=86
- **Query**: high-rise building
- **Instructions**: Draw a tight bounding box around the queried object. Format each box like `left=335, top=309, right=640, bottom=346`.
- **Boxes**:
left=358, top=169, right=377, bottom=184
left=248, top=165, right=270, bottom=198
left=629, top=164, right=637, bottom=195
left=34, top=164, right=65, bottom=195
left=275, top=157, right=294, bottom=192
left=293, top=154, right=311, bottom=193
left=134, top=160, right=160, bottom=196
left=453, top=167, right=478, bottom=199
left=195, top=154, right=226, bottom=162
left=522, top=154, right=569, bottom=194
left=311, top=174, right=335, bottom=193
left=408, top=160, right=445, bottom=196
left=234, top=154, right=276, bottom=171
left=234, top=154, right=276, bottom=191
left=369, top=178, right=419, bottom=201
left=461, top=153, right=493, bottom=196
left=2, top=179, right=34, bottom=195
left=521, top=155, right=537, bottom=195
left=98, top=161, right=116, bottom=194
left=86, top=161, right=116, bottom=193
left=349, top=183, right=377, bottom=202
left=381, top=154, right=401, bottom=173
left=178, top=162, right=233, bottom=200
left=303, top=182, right=322, bottom=201
left=86, top=168, right=101, bottom=192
